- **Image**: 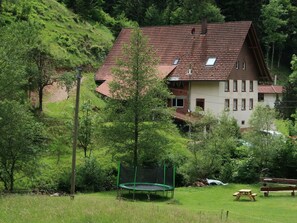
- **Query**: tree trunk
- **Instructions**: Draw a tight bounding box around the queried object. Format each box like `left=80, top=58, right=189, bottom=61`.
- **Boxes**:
left=277, top=48, right=282, bottom=68
left=38, top=85, right=43, bottom=112
left=266, top=45, right=270, bottom=67
left=271, top=42, right=275, bottom=70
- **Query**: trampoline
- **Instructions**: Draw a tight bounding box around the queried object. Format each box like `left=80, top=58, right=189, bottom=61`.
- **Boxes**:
left=117, top=163, right=175, bottom=200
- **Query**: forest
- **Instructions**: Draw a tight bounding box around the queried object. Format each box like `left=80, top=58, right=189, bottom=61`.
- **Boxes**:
left=1, top=0, right=297, bottom=193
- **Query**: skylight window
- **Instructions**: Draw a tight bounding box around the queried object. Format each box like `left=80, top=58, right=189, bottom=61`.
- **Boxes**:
left=206, top=57, right=216, bottom=66
left=173, top=58, right=179, bottom=65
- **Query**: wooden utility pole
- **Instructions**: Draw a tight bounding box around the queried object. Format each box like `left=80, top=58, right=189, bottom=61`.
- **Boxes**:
left=70, top=67, right=82, bottom=199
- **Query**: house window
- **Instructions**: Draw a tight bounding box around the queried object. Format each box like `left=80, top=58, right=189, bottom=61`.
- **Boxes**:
left=172, top=97, right=184, bottom=108
left=249, top=81, right=253, bottom=92
left=225, top=99, right=230, bottom=110
left=233, top=80, right=238, bottom=92
left=173, top=58, right=179, bottom=65
left=258, top=93, right=264, bottom=102
left=169, top=81, right=184, bottom=89
left=242, top=61, right=246, bottom=70
left=206, top=57, right=216, bottom=66
left=233, top=99, right=238, bottom=111
left=241, top=99, right=246, bottom=110
left=236, top=61, right=239, bottom=69
left=242, top=80, right=246, bottom=92
left=249, top=98, right=253, bottom=110
left=196, top=98, right=205, bottom=111
left=225, top=81, right=229, bottom=92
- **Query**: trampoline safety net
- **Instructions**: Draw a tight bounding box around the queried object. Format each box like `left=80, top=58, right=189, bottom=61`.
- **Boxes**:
left=117, top=163, right=175, bottom=188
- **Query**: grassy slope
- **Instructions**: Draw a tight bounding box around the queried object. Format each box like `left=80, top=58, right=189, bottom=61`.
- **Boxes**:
left=1, top=184, right=297, bottom=223
left=2, top=0, right=114, bottom=67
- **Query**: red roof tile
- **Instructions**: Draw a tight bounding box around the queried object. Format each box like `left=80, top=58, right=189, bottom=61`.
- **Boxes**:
left=258, top=85, right=283, bottom=94
left=96, top=65, right=177, bottom=96
left=95, top=21, right=271, bottom=88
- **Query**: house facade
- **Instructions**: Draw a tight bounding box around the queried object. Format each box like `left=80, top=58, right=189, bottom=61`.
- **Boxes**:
left=258, top=85, right=283, bottom=108
left=95, top=21, right=272, bottom=128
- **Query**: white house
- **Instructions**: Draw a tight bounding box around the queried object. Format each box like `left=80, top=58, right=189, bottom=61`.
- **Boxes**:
left=95, top=21, right=272, bottom=128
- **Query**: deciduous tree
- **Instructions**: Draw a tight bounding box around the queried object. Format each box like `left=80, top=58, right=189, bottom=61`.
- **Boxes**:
left=0, top=100, right=46, bottom=192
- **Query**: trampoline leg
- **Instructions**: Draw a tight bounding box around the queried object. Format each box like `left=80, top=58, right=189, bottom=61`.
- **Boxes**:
left=147, top=192, right=151, bottom=201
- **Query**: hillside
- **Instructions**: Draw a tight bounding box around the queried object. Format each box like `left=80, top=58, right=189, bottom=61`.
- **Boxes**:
left=0, top=0, right=114, bottom=68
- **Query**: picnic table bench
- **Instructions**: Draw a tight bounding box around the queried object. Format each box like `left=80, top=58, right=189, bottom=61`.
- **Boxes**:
left=260, top=177, right=297, bottom=197
left=233, top=189, right=257, bottom=201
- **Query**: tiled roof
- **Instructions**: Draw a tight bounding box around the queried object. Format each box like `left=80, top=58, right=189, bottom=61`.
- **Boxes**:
left=95, top=21, right=271, bottom=86
left=96, top=65, right=177, bottom=97
left=258, top=85, right=283, bottom=94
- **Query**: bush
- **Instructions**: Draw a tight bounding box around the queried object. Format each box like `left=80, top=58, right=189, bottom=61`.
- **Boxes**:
left=57, top=157, right=114, bottom=193
left=233, top=157, right=260, bottom=183
left=75, top=157, right=105, bottom=192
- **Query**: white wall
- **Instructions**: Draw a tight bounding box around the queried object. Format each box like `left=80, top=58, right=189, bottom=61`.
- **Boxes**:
left=189, top=80, right=258, bottom=128
left=262, top=94, right=281, bottom=108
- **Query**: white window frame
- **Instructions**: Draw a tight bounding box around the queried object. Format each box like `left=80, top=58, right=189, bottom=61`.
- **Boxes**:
left=172, top=97, right=184, bottom=108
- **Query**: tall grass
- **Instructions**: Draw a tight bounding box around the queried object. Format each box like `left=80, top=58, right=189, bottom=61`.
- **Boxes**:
left=1, top=185, right=297, bottom=223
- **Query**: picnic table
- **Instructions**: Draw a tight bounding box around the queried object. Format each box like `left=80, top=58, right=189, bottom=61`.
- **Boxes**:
left=233, top=189, right=257, bottom=201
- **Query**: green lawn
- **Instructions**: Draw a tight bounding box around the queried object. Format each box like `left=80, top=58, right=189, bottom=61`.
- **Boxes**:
left=1, top=184, right=297, bottom=223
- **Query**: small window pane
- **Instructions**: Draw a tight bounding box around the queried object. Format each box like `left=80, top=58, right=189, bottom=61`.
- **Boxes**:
left=206, top=57, right=216, bottom=66
left=225, top=99, right=230, bottom=110
left=176, top=99, right=183, bottom=107
left=173, top=58, right=179, bottom=65
left=242, top=81, right=246, bottom=92
left=241, top=99, right=246, bottom=110
left=233, top=99, right=238, bottom=111
left=236, top=61, right=239, bottom=69
left=225, top=81, right=229, bottom=92
left=233, top=80, right=238, bottom=92
left=249, top=98, right=253, bottom=110
left=250, top=81, right=253, bottom=92
left=196, top=98, right=205, bottom=111
left=172, top=98, right=184, bottom=108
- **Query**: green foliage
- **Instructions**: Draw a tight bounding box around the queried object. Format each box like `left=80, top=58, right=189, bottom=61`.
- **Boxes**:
left=0, top=100, right=46, bottom=191
left=0, top=0, right=114, bottom=68
left=76, top=157, right=105, bottom=192
left=102, top=27, right=177, bottom=167
left=0, top=21, right=36, bottom=101
left=186, top=112, right=240, bottom=182
left=276, top=56, right=297, bottom=119
left=261, top=0, right=289, bottom=69
left=249, top=103, right=277, bottom=131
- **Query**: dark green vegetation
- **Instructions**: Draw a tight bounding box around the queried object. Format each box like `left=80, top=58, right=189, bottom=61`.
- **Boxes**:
left=1, top=0, right=297, bottom=195
left=2, top=185, right=297, bottom=223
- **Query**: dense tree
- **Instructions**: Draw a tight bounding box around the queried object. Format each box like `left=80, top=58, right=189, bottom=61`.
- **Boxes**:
left=283, top=1, right=297, bottom=65
left=261, top=0, right=289, bottom=69
left=101, top=27, right=174, bottom=167
left=179, top=0, right=224, bottom=23
left=0, top=22, right=36, bottom=101
left=187, top=112, right=240, bottom=181
left=217, top=0, right=267, bottom=27
left=245, top=104, right=284, bottom=169
left=277, top=55, right=297, bottom=119
left=0, top=100, right=45, bottom=191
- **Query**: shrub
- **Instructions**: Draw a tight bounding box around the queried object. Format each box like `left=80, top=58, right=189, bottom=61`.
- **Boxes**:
left=75, top=157, right=105, bottom=192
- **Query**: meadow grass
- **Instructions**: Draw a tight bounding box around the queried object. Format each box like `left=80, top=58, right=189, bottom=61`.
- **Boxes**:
left=1, top=184, right=297, bottom=223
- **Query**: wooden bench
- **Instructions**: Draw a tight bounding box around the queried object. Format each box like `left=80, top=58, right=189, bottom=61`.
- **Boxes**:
left=260, top=177, right=297, bottom=197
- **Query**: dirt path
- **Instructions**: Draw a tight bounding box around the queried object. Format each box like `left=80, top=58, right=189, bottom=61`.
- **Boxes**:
left=44, top=82, right=69, bottom=102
